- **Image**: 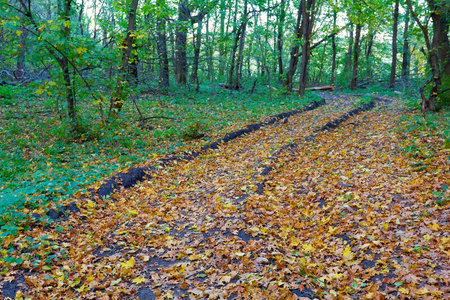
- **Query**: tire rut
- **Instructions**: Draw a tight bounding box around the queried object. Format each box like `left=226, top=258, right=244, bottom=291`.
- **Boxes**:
left=2, top=94, right=396, bottom=299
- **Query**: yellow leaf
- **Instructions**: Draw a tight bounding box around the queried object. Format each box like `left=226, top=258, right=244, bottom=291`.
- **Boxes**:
left=16, top=30, right=22, bottom=37
left=423, top=235, right=432, bottom=241
left=302, top=244, right=315, bottom=252
left=328, top=226, right=338, bottom=235
left=398, top=287, right=409, bottom=294
left=64, top=20, right=70, bottom=28
left=76, top=47, right=87, bottom=54
left=120, top=257, right=135, bottom=269
left=76, top=284, right=87, bottom=292
left=188, top=254, right=202, bottom=261
left=128, top=210, right=138, bottom=216
left=429, top=223, right=440, bottom=231
left=343, top=246, right=355, bottom=260
left=416, top=287, right=430, bottom=295
left=290, top=236, right=301, bottom=246
left=382, top=223, right=389, bottom=231
left=132, top=277, right=145, bottom=284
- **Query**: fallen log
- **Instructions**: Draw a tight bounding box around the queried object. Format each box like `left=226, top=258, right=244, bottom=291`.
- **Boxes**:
left=305, top=85, right=336, bottom=91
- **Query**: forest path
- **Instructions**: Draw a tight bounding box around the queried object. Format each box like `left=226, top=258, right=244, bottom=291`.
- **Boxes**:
left=1, top=95, right=449, bottom=300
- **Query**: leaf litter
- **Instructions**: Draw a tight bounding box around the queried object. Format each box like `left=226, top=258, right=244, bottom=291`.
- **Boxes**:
left=0, top=94, right=449, bottom=299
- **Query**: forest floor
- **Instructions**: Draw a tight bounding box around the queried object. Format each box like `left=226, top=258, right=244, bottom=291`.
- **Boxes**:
left=0, top=93, right=449, bottom=299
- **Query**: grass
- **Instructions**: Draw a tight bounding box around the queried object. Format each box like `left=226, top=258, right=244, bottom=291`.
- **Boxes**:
left=397, top=103, right=450, bottom=206
left=0, top=83, right=320, bottom=236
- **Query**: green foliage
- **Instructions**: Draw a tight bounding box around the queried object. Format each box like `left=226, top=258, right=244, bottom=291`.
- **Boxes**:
left=181, top=120, right=205, bottom=140
left=433, top=185, right=449, bottom=206
left=397, top=110, right=450, bottom=201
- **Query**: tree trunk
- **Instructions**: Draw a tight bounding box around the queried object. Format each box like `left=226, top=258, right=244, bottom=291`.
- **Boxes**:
left=331, top=9, right=337, bottom=84
left=218, top=0, right=226, bottom=77
left=175, top=1, right=189, bottom=85
left=190, top=20, right=202, bottom=85
left=78, top=0, right=84, bottom=36
left=110, top=0, right=139, bottom=111
left=401, top=7, right=410, bottom=85
left=228, top=0, right=247, bottom=89
left=406, top=0, right=441, bottom=111
left=344, top=22, right=354, bottom=75
left=277, top=0, right=287, bottom=82
left=433, top=3, right=450, bottom=80
left=365, top=30, right=375, bottom=77
left=234, top=0, right=247, bottom=87
left=156, top=0, right=170, bottom=88
left=316, top=43, right=326, bottom=84
left=62, top=0, right=76, bottom=122
left=206, top=16, right=213, bottom=81
left=284, top=0, right=304, bottom=90
left=350, top=23, right=361, bottom=90
left=390, top=0, right=399, bottom=89
left=298, top=0, right=315, bottom=95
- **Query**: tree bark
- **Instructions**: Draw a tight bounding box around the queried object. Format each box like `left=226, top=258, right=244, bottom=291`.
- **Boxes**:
left=156, top=0, right=169, bottom=88
left=401, top=6, right=410, bottom=85
left=175, top=1, right=189, bottom=84
left=350, top=23, right=361, bottom=90
left=61, top=0, right=76, bottom=122
left=110, top=0, right=139, bottom=111
left=407, top=0, right=440, bottom=111
left=284, top=0, right=304, bottom=90
left=228, top=0, right=247, bottom=89
left=365, top=29, right=375, bottom=77
left=175, top=1, right=208, bottom=85
left=433, top=3, right=450, bottom=80
left=331, top=9, right=337, bottom=84
left=298, top=0, right=316, bottom=95
left=390, top=0, right=399, bottom=89
left=277, top=0, right=287, bottom=82
left=78, top=0, right=84, bottom=36
left=190, top=20, right=202, bottom=85
left=234, top=0, right=247, bottom=87
left=218, top=0, right=226, bottom=77
left=344, top=22, right=354, bottom=76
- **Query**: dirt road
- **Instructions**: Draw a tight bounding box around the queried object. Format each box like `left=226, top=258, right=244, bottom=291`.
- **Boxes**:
left=1, top=94, right=449, bottom=299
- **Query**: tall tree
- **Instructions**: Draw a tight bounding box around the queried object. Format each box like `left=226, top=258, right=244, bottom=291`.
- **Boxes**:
left=175, top=1, right=190, bottom=84
left=284, top=0, right=304, bottom=90
left=156, top=0, right=169, bottom=88
left=407, top=0, right=447, bottom=111
left=331, top=8, right=337, bottom=84
left=110, top=0, right=139, bottom=112
left=276, top=0, right=287, bottom=82
left=174, top=1, right=208, bottom=85
left=389, top=0, right=399, bottom=89
left=298, top=0, right=316, bottom=95
left=343, top=22, right=354, bottom=77
left=190, top=20, right=203, bottom=87
left=228, top=0, right=248, bottom=89
left=401, top=6, right=411, bottom=85
left=349, top=23, right=361, bottom=90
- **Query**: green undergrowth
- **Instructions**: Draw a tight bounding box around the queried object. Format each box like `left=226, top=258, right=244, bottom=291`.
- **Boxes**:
left=397, top=105, right=450, bottom=206
left=0, top=83, right=319, bottom=237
